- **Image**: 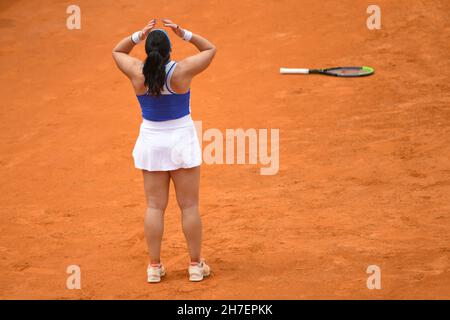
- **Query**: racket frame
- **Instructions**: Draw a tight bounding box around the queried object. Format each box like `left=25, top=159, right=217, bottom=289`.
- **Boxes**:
left=280, top=66, right=374, bottom=77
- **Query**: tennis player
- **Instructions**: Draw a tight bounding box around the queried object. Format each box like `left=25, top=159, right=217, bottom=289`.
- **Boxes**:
left=112, top=19, right=216, bottom=282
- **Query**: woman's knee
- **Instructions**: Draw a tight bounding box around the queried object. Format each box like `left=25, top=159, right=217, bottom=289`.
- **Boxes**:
left=146, top=196, right=168, bottom=211
left=176, top=193, right=199, bottom=210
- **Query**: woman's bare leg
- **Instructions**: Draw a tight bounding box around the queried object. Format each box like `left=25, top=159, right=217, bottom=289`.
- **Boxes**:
left=142, top=170, right=170, bottom=265
left=170, top=166, right=202, bottom=263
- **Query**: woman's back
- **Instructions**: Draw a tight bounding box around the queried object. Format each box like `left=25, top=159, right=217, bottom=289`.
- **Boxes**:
left=137, top=60, right=192, bottom=122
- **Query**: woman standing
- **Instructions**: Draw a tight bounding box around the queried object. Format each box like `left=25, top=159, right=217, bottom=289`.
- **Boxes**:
left=112, top=19, right=216, bottom=282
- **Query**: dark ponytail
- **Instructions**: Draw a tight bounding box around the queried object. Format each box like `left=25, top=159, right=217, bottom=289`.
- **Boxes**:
left=143, top=30, right=171, bottom=97
left=143, top=50, right=167, bottom=96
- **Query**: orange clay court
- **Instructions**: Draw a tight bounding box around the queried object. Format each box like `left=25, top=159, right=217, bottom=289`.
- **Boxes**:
left=0, top=0, right=449, bottom=299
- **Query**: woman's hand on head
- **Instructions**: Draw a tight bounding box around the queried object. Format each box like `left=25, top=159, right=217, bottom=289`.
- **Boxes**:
left=162, top=19, right=185, bottom=38
left=140, top=19, right=157, bottom=40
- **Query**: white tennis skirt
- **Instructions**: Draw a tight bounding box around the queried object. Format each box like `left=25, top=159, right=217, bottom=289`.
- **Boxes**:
left=132, top=114, right=202, bottom=171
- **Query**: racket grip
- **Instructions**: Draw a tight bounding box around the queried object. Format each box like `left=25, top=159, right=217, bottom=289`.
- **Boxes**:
left=280, top=68, right=309, bottom=74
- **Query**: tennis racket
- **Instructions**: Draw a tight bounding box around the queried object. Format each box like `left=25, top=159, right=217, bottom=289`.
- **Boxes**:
left=280, top=66, right=375, bottom=77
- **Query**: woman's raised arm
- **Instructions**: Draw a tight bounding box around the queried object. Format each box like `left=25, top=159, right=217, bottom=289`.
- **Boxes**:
left=163, top=19, right=217, bottom=78
left=112, top=19, right=156, bottom=79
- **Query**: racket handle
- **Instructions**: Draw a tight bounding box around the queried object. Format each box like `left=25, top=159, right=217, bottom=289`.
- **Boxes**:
left=280, top=68, right=309, bottom=74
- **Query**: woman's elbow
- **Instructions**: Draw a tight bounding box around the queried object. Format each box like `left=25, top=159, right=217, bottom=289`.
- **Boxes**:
left=112, top=50, right=119, bottom=61
left=210, top=46, right=217, bottom=58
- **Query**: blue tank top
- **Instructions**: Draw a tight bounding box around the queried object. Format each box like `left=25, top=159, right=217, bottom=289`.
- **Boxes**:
left=137, top=61, right=191, bottom=121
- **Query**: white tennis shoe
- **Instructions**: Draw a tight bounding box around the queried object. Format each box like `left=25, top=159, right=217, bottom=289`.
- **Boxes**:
left=188, top=260, right=211, bottom=282
left=147, top=264, right=166, bottom=283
